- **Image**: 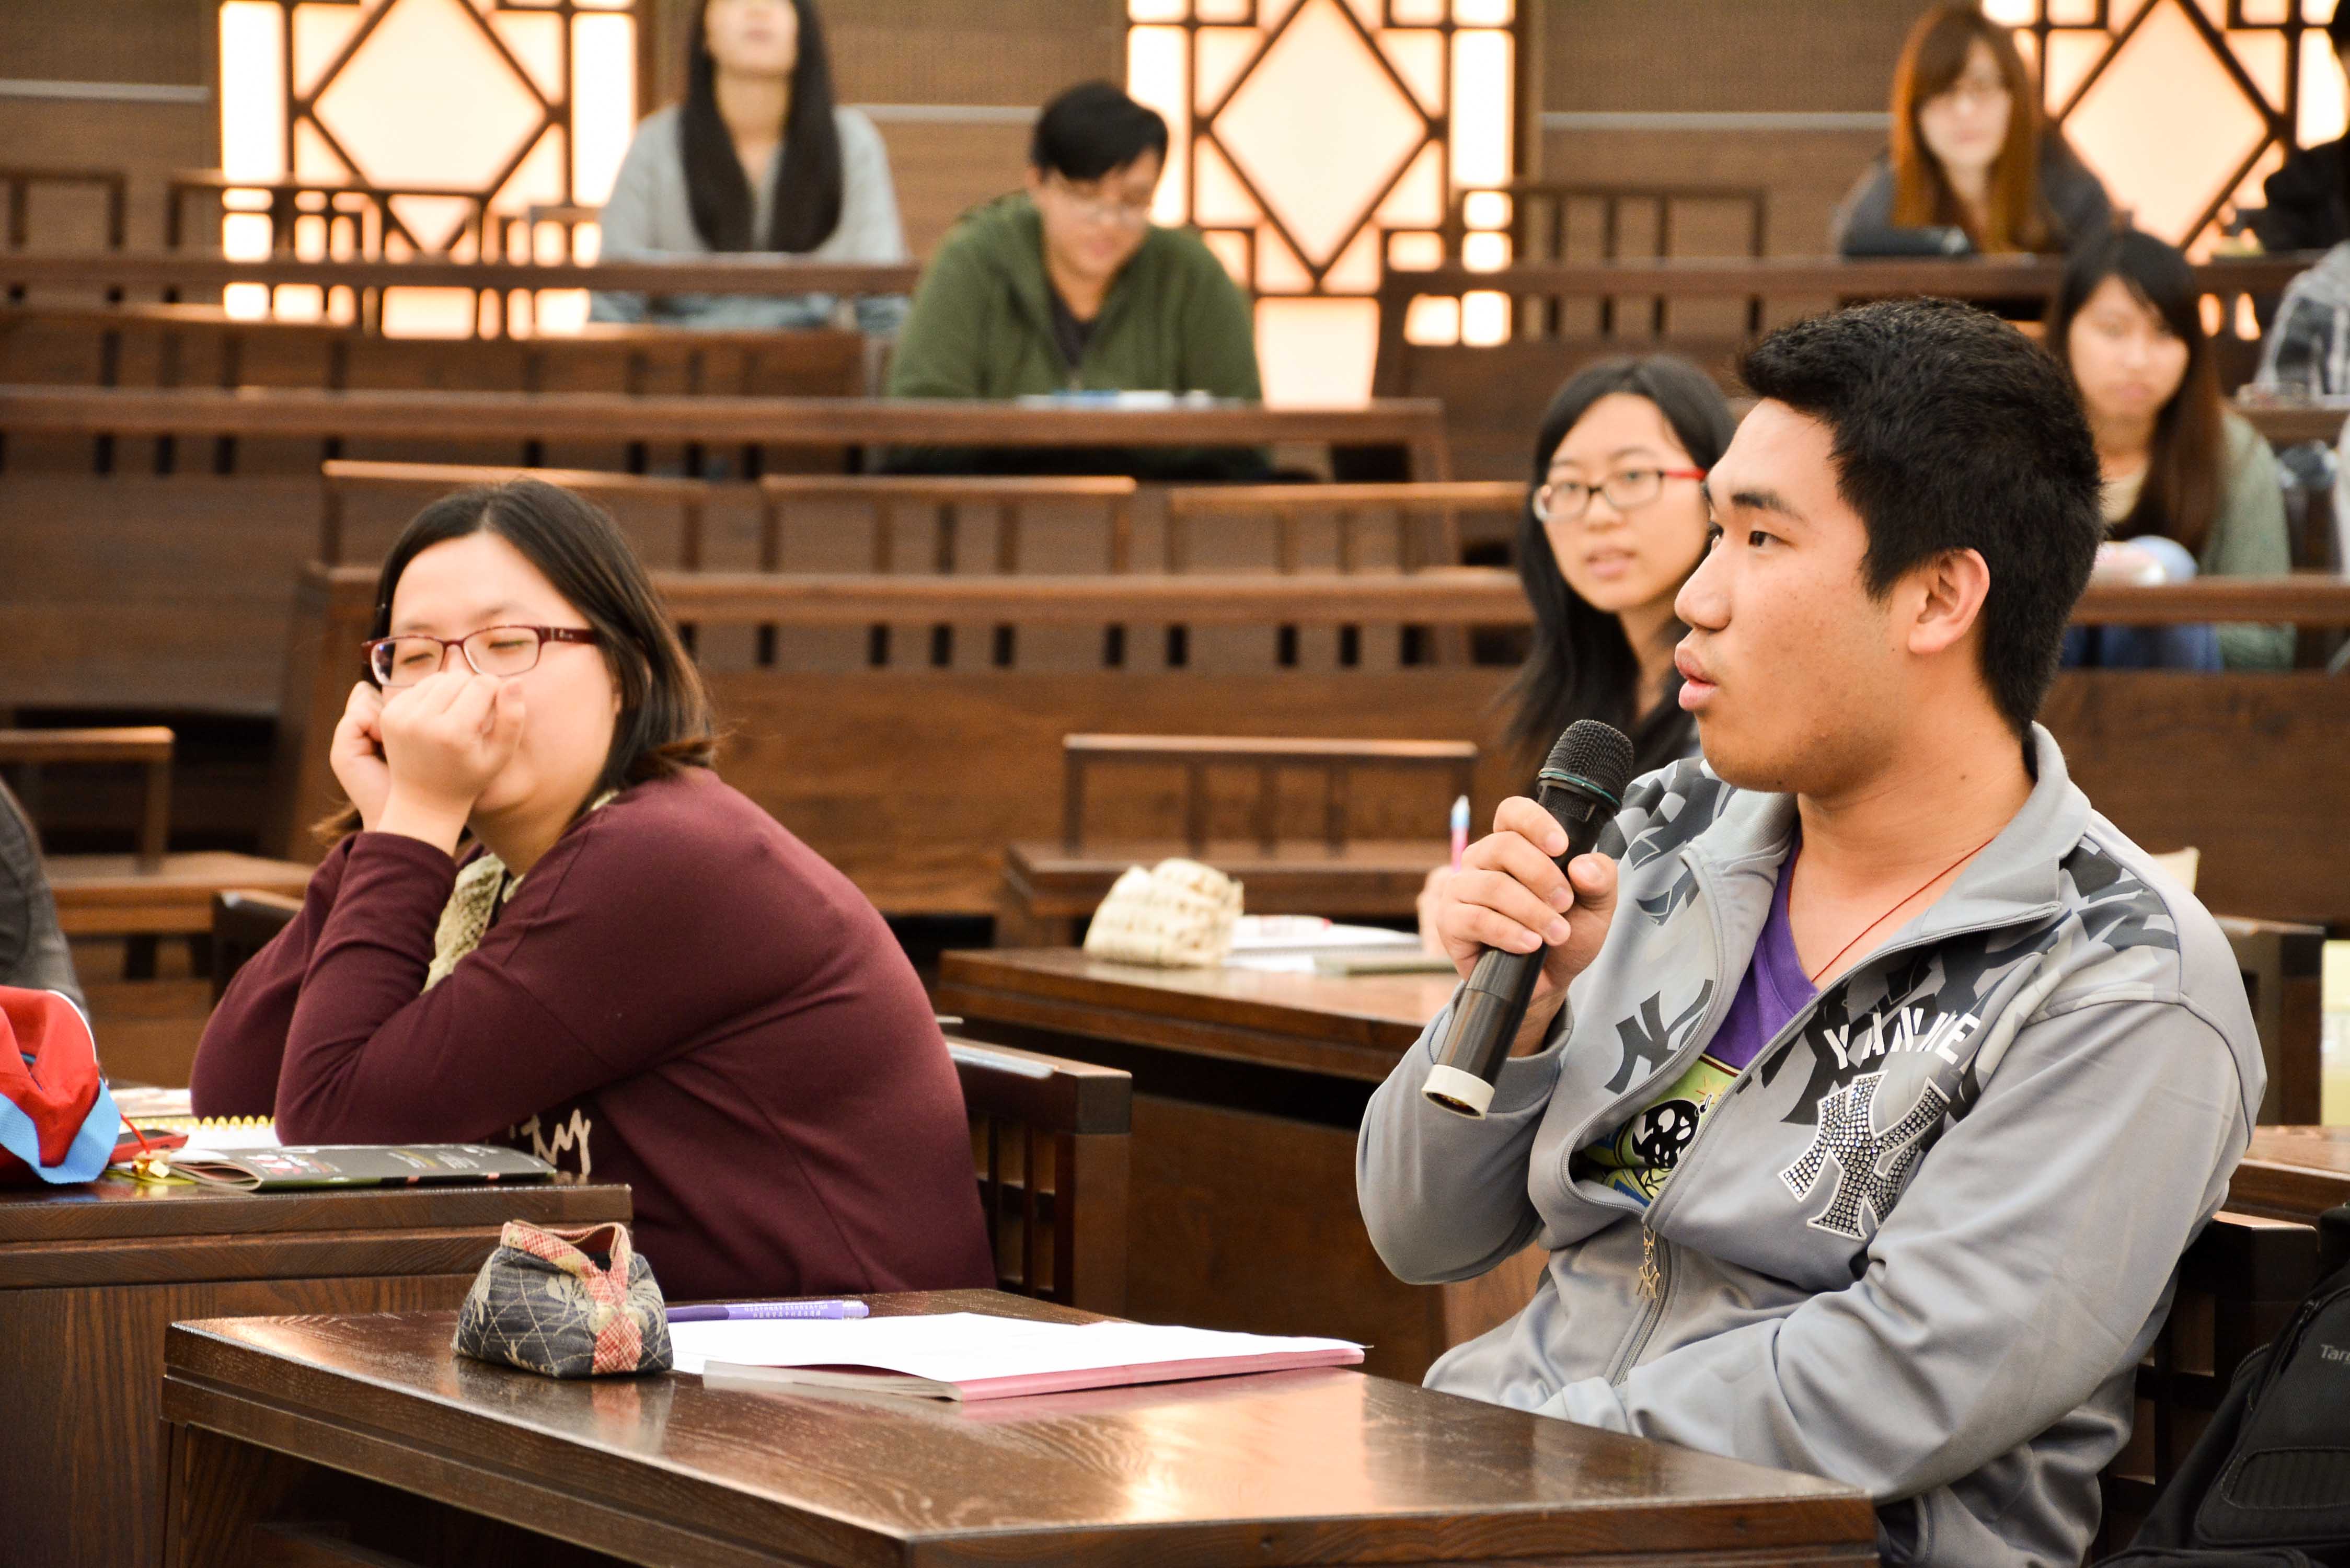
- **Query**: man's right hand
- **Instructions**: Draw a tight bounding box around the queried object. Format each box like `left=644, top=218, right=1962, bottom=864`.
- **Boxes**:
left=1431, top=796, right=1620, bottom=1053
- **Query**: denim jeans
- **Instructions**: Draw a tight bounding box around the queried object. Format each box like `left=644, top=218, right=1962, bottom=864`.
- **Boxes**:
left=2060, top=536, right=2222, bottom=672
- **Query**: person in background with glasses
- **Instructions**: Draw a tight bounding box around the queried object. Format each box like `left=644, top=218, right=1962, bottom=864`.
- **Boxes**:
left=883, top=80, right=1268, bottom=479
left=1419, top=356, right=1733, bottom=950
left=1833, top=5, right=2111, bottom=260
left=190, top=479, right=993, bottom=1306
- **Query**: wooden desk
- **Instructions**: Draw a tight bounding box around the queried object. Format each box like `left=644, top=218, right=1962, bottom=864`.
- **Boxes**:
left=2237, top=399, right=2350, bottom=448
left=936, top=951, right=2345, bottom=1382
left=2228, top=1126, right=2350, bottom=1222
left=0, top=1174, right=630, bottom=1568
left=160, top=1292, right=1878, bottom=1568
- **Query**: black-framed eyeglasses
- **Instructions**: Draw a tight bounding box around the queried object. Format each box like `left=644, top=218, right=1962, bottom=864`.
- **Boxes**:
left=363, top=625, right=601, bottom=688
left=1534, top=466, right=1706, bottom=525
left=1043, top=171, right=1155, bottom=228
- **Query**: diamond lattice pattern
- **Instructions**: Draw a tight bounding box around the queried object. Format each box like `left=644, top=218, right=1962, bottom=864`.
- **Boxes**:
left=2056, top=0, right=2270, bottom=244
left=1213, top=0, right=1428, bottom=266
left=314, top=0, right=547, bottom=192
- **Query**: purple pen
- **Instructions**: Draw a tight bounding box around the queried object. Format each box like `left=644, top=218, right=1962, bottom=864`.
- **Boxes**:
left=665, top=1299, right=871, bottom=1323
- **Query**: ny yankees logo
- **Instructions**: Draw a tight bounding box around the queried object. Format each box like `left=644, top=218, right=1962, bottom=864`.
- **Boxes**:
left=1778, top=1071, right=1948, bottom=1239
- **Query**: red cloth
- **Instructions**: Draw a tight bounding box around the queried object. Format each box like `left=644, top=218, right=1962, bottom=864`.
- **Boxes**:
left=192, top=771, right=993, bottom=1302
left=0, top=988, right=103, bottom=1180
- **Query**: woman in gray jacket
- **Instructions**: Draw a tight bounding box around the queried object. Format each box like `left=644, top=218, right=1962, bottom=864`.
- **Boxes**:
left=2049, top=229, right=2295, bottom=670
left=590, top=0, right=906, bottom=334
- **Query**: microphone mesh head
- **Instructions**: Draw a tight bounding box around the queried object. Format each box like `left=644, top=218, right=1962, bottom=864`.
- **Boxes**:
left=1542, top=720, right=1635, bottom=805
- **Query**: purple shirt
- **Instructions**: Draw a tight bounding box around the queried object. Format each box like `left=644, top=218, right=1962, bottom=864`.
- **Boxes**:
left=1573, top=838, right=1815, bottom=1205
left=1711, top=837, right=1817, bottom=1074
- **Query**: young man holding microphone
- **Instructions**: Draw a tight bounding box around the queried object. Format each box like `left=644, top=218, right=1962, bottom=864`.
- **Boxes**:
left=1357, top=299, right=2263, bottom=1567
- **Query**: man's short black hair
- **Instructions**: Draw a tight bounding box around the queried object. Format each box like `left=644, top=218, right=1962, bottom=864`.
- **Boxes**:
left=1737, top=298, right=2101, bottom=737
left=1031, top=82, right=1169, bottom=182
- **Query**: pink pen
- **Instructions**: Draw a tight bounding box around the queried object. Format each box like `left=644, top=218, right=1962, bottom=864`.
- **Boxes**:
left=1449, top=794, right=1470, bottom=871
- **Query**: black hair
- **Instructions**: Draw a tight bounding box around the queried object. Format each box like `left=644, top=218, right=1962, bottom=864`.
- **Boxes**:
left=1030, top=81, right=1169, bottom=182
left=1505, top=356, right=1737, bottom=774
left=1737, top=298, right=2102, bottom=738
left=330, top=480, right=716, bottom=841
left=679, top=0, right=843, bottom=253
left=2046, top=227, right=2224, bottom=555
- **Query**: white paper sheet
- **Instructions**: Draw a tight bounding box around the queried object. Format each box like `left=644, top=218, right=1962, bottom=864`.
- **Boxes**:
left=667, top=1312, right=1360, bottom=1382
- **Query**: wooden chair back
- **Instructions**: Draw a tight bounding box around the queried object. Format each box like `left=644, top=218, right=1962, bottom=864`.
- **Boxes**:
left=947, top=1036, right=1132, bottom=1314
left=1452, top=181, right=1771, bottom=337
left=2094, top=1210, right=2321, bottom=1554
left=1159, top=481, right=1525, bottom=573
left=756, top=474, right=1140, bottom=574
left=0, top=727, right=172, bottom=869
left=1059, top=734, right=1478, bottom=858
left=210, top=889, right=301, bottom=1002
left=319, top=458, right=735, bottom=567
left=1, top=167, right=126, bottom=272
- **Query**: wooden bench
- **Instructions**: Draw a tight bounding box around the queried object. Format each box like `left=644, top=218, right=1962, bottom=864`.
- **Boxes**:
left=0, top=250, right=923, bottom=333
left=1001, top=734, right=1478, bottom=945
left=267, top=564, right=2350, bottom=925
left=1160, top=480, right=1526, bottom=571
left=0, top=385, right=1456, bottom=715
left=269, top=564, right=1533, bottom=912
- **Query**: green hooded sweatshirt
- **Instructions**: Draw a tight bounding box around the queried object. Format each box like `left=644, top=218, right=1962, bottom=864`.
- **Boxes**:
left=882, top=193, right=1265, bottom=477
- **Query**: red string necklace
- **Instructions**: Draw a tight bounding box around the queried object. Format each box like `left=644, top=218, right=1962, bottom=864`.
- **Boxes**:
left=1801, top=827, right=2003, bottom=987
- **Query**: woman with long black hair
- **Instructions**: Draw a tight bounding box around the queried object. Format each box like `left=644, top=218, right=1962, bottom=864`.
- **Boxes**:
left=1419, top=356, right=1735, bottom=944
left=2047, top=229, right=2293, bottom=670
left=591, top=0, right=906, bottom=332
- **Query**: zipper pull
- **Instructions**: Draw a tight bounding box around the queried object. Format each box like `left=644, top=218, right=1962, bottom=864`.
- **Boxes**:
left=1637, top=1226, right=1662, bottom=1300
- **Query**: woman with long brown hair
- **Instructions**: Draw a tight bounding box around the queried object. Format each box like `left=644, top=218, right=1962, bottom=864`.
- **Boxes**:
left=1834, top=5, right=2111, bottom=257
left=191, top=479, right=993, bottom=1300
left=2047, top=230, right=2294, bottom=670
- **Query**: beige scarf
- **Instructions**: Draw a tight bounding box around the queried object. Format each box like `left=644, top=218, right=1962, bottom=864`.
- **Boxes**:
left=423, top=792, right=616, bottom=991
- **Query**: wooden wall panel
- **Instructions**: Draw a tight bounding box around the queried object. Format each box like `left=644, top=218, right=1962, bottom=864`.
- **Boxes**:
left=0, top=0, right=216, bottom=257
left=1539, top=1, right=1927, bottom=116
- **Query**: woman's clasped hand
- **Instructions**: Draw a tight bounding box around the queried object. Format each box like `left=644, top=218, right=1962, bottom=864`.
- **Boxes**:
left=330, top=670, right=526, bottom=851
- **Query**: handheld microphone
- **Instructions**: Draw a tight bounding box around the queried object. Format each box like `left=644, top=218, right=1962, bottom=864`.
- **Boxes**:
left=1421, top=720, right=1634, bottom=1119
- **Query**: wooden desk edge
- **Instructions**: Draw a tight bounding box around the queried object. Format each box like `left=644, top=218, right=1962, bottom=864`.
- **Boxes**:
left=160, top=1316, right=1881, bottom=1567
left=935, top=974, right=1421, bottom=1084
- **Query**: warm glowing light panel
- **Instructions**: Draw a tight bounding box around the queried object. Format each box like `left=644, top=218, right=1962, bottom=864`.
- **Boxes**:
left=1128, top=0, right=1517, bottom=405
left=1986, top=0, right=2344, bottom=252
left=217, top=0, right=638, bottom=333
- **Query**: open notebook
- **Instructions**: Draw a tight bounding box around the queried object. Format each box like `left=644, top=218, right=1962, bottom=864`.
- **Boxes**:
left=672, top=1311, right=1363, bottom=1401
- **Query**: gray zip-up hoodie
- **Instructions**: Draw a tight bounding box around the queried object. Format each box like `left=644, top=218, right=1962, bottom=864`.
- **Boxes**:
left=1357, top=725, right=2261, bottom=1567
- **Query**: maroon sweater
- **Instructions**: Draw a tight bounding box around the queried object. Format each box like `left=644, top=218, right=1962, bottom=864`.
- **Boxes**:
left=191, top=770, right=993, bottom=1302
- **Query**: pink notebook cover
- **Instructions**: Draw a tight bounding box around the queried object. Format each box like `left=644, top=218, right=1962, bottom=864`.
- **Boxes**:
left=925, top=1343, right=1364, bottom=1400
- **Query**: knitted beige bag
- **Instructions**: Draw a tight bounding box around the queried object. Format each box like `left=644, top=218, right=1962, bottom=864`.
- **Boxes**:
left=1081, top=858, right=1243, bottom=967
